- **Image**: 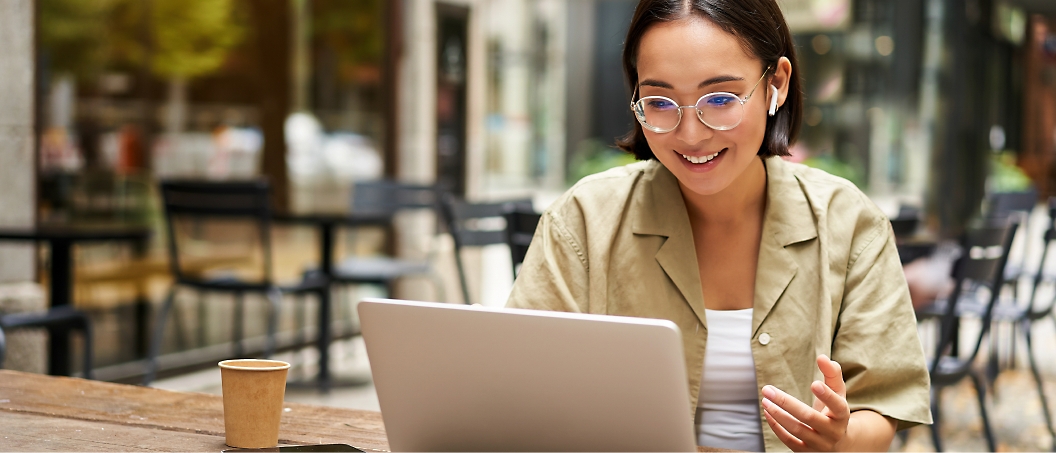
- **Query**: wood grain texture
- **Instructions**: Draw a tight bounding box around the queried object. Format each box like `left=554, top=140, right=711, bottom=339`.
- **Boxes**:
left=0, top=370, right=731, bottom=452
left=0, top=370, right=389, bottom=451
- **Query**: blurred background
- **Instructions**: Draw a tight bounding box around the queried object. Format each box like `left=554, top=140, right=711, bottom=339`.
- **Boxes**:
left=3, top=0, right=1056, bottom=450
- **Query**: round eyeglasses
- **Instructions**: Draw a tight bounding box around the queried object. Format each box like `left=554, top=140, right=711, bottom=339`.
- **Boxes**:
left=630, top=67, right=770, bottom=133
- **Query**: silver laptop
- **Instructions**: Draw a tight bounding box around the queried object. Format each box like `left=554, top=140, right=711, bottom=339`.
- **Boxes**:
left=357, top=298, right=697, bottom=452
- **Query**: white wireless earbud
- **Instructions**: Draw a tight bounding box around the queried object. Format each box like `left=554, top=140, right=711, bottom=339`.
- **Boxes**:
left=768, top=84, right=779, bottom=116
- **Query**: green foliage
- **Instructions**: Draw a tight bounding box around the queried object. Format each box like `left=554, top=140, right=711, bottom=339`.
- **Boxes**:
left=801, top=155, right=864, bottom=187
left=988, top=151, right=1033, bottom=193
left=149, top=0, right=245, bottom=79
left=38, top=0, right=120, bottom=76
left=312, top=0, right=385, bottom=80
left=39, top=0, right=245, bottom=80
left=567, top=139, right=638, bottom=185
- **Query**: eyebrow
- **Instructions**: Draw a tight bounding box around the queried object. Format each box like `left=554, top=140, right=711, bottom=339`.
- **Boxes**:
left=639, top=74, right=746, bottom=90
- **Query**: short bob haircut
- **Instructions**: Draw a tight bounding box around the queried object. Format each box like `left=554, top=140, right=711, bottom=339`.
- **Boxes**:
left=616, top=0, right=803, bottom=160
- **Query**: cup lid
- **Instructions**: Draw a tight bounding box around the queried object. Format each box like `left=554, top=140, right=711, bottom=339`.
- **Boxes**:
left=218, top=359, right=291, bottom=371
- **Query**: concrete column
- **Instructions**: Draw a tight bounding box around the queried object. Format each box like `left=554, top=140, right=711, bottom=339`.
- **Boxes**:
left=0, top=0, right=47, bottom=374
left=0, top=0, right=37, bottom=282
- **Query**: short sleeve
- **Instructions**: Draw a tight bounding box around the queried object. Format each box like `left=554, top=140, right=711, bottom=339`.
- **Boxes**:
left=505, top=209, right=589, bottom=313
left=832, top=220, right=933, bottom=430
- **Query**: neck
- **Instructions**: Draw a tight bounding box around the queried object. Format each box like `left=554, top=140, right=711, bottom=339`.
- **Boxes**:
left=681, top=157, right=768, bottom=226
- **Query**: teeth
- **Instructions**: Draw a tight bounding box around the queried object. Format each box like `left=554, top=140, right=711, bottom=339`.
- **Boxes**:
left=681, top=150, right=722, bottom=164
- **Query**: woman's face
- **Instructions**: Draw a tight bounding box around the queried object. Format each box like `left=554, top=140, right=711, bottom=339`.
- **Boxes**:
left=635, top=16, right=773, bottom=197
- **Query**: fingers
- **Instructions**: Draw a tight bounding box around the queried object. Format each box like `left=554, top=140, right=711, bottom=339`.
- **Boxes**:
left=762, top=404, right=808, bottom=452
left=816, top=355, right=846, bottom=397
left=763, top=385, right=832, bottom=433
left=761, top=391, right=828, bottom=449
left=811, top=380, right=850, bottom=419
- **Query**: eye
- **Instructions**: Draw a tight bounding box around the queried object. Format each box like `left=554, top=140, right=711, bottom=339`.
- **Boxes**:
left=703, top=94, right=738, bottom=107
left=645, top=98, right=677, bottom=110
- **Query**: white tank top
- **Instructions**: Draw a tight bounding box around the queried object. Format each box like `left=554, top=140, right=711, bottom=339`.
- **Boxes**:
left=696, top=308, right=764, bottom=452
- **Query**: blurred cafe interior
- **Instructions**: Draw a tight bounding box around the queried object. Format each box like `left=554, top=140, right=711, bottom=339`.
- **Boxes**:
left=3, top=0, right=1056, bottom=450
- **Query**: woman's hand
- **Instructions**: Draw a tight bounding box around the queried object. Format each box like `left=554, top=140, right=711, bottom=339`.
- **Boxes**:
left=761, top=355, right=850, bottom=451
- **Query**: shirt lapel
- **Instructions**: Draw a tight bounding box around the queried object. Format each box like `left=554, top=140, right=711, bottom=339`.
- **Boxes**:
left=753, top=157, right=818, bottom=336
left=631, top=163, right=708, bottom=329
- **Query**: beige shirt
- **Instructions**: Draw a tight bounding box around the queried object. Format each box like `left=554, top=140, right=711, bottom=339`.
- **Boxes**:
left=506, top=157, right=932, bottom=452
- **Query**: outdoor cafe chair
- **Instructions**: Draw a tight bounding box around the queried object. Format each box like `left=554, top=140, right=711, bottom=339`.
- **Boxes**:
left=986, top=196, right=1056, bottom=446
left=986, top=189, right=1038, bottom=293
left=328, top=180, right=445, bottom=301
left=922, top=217, right=1017, bottom=452
left=439, top=194, right=533, bottom=305
left=504, top=206, right=541, bottom=279
left=0, top=305, right=94, bottom=379
left=144, top=180, right=328, bottom=386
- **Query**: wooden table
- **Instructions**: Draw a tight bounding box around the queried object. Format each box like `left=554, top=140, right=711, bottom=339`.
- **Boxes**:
left=0, top=370, right=388, bottom=451
left=0, top=370, right=727, bottom=452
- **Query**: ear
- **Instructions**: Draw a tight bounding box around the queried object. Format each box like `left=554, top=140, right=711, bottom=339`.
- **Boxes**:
left=769, top=56, right=793, bottom=109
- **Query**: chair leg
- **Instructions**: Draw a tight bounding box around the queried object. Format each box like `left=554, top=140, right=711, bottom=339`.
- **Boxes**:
left=1024, top=320, right=1056, bottom=449
left=197, top=292, right=208, bottom=348
left=970, top=370, right=998, bottom=452
left=78, top=313, right=94, bottom=380
left=233, top=292, right=244, bottom=358
left=144, top=286, right=178, bottom=386
left=294, top=294, right=307, bottom=379
left=930, top=387, right=944, bottom=452
left=264, top=288, right=281, bottom=358
left=172, top=292, right=190, bottom=350
left=316, top=286, right=332, bottom=393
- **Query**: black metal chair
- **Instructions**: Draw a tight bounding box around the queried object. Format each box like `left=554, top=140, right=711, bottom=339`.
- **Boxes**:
left=978, top=190, right=1038, bottom=382
left=0, top=306, right=94, bottom=379
left=330, top=180, right=445, bottom=300
left=143, top=180, right=328, bottom=386
left=440, top=194, right=533, bottom=305
left=503, top=206, right=541, bottom=279
left=988, top=197, right=1056, bottom=447
left=926, top=218, right=1018, bottom=452
left=987, top=189, right=1037, bottom=283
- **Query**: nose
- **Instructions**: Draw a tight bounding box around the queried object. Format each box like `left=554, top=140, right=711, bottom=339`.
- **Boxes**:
left=673, top=107, right=714, bottom=144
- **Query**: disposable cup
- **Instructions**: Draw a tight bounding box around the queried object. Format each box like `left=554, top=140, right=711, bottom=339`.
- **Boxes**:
left=219, top=359, right=291, bottom=448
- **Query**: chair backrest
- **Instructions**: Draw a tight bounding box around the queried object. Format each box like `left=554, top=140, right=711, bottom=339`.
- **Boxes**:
left=351, top=180, right=437, bottom=217
left=931, top=217, right=1018, bottom=373
left=158, top=180, right=273, bottom=285
left=439, top=194, right=534, bottom=304
left=890, top=205, right=921, bottom=240
left=986, top=189, right=1037, bottom=221
left=504, top=207, right=541, bottom=278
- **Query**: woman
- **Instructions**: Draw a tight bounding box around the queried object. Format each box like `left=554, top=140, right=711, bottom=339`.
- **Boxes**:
left=505, top=0, right=932, bottom=451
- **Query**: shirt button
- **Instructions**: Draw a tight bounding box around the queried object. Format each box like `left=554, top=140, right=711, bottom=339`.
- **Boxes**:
left=759, top=333, right=771, bottom=345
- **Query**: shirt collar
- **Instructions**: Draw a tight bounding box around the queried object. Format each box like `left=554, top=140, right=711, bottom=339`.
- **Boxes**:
left=632, top=156, right=818, bottom=246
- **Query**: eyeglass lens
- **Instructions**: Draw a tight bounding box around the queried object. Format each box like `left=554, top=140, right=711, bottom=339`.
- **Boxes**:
left=635, top=93, right=744, bottom=132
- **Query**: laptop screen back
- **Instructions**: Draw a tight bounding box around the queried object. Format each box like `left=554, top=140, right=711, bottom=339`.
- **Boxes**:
left=358, top=298, right=697, bottom=452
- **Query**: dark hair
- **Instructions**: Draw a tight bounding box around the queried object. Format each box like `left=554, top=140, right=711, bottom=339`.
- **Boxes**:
left=616, top=0, right=803, bottom=159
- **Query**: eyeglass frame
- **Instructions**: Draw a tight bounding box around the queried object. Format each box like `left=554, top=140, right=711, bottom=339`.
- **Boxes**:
left=629, top=65, right=772, bottom=133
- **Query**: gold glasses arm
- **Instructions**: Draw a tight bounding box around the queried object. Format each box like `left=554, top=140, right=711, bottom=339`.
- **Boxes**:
left=742, top=65, right=772, bottom=102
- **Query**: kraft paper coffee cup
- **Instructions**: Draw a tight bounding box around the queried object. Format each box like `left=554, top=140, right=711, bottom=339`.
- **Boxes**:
left=219, top=359, right=291, bottom=448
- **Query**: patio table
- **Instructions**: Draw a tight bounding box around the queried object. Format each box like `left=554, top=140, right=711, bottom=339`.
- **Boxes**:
left=0, top=225, right=151, bottom=376
left=0, top=369, right=731, bottom=452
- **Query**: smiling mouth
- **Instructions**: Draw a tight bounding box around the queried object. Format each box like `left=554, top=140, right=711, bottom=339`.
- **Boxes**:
left=680, top=149, right=725, bottom=164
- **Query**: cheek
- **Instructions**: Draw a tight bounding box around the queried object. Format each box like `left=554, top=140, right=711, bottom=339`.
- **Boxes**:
left=732, top=116, right=768, bottom=151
